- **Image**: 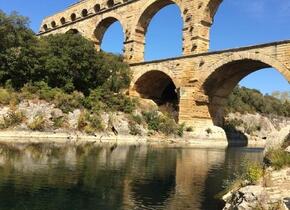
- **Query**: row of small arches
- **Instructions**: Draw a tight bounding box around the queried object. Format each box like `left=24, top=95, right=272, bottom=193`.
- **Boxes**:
left=42, top=0, right=127, bottom=32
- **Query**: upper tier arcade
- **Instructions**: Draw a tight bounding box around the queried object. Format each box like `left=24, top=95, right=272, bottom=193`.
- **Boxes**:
left=38, top=0, right=223, bottom=63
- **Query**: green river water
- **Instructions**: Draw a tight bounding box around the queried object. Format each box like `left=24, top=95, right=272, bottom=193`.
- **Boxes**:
left=0, top=143, right=264, bottom=210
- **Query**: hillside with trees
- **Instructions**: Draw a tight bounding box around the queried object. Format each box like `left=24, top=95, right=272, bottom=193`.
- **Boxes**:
left=225, top=86, right=290, bottom=117
left=0, top=10, right=185, bottom=137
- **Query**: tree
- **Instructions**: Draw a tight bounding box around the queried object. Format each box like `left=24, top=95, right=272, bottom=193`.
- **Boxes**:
left=0, top=10, right=131, bottom=94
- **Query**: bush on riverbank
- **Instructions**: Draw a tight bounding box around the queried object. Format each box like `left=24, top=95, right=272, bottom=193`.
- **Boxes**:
left=0, top=109, right=25, bottom=129
left=264, top=148, right=290, bottom=170
left=142, top=111, right=184, bottom=137
left=217, top=162, right=264, bottom=199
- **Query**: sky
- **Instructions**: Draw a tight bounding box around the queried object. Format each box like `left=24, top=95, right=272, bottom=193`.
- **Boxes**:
left=0, top=0, right=289, bottom=94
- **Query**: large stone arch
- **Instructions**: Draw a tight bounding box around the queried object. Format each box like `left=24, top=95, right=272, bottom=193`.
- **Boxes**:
left=94, top=14, right=126, bottom=51
left=131, top=0, right=183, bottom=61
left=202, top=52, right=290, bottom=125
left=202, top=0, right=223, bottom=25
left=131, top=69, right=180, bottom=106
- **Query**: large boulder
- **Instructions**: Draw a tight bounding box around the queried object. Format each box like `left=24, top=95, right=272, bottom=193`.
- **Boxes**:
left=223, top=186, right=267, bottom=210
left=138, top=98, right=158, bottom=112
left=226, top=113, right=290, bottom=148
left=110, top=112, right=130, bottom=136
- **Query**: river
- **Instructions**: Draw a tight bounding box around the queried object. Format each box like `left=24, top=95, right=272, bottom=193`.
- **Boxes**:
left=0, top=143, right=264, bottom=210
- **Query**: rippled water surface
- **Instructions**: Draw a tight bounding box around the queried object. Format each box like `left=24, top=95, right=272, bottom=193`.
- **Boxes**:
left=0, top=143, right=264, bottom=210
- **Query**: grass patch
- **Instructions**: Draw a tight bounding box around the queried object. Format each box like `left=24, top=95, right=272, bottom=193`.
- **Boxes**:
left=264, top=148, right=290, bottom=170
left=0, top=109, right=25, bottom=129
left=28, top=115, right=46, bottom=131
left=216, top=161, right=264, bottom=199
left=77, top=111, right=104, bottom=134
left=129, top=121, right=142, bottom=136
left=142, top=111, right=184, bottom=137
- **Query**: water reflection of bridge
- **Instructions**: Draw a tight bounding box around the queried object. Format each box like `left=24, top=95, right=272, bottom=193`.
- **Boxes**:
left=0, top=143, right=263, bottom=209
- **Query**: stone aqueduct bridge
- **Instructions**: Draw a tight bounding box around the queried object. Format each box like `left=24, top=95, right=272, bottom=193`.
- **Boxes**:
left=39, top=0, right=290, bottom=127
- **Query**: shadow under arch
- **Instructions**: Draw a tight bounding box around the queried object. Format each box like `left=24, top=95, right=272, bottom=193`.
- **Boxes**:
left=94, top=16, right=125, bottom=51
left=133, top=70, right=179, bottom=119
left=133, top=0, right=183, bottom=60
left=203, top=53, right=290, bottom=143
left=133, top=70, right=178, bottom=105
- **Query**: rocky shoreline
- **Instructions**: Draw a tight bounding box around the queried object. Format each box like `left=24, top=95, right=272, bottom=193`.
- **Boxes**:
left=0, top=130, right=229, bottom=148
left=223, top=167, right=290, bottom=210
left=0, top=100, right=289, bottom=149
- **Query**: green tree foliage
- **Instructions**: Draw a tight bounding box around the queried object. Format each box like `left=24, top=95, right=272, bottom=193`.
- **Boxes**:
left=0, top=10, right=34, bottom=51
left=36, top=34, right=131, bottom=94
left=0, top=10, right=131, bottom=95
left=0, top=10, right=38, bottom=89
left=0, top=10, right=135, bottom=115
left=225, top=86, right=290, bottom=117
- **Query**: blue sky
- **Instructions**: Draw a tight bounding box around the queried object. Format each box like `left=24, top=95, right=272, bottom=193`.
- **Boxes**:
left=0, top=0, right=289, bottom=94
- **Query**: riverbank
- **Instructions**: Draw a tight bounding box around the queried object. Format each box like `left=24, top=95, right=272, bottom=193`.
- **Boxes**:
left=0, top=130, right=229, bottom=148
left=0, top=98, right=288, bottom=149
left=222, top=141, right=290, bottom=210
left=223, top=167, right=290, bottom=209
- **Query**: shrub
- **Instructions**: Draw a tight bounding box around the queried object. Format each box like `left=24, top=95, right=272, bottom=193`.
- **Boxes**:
left=103, top=93, right=136, bottom=113
left=177, top=123, right=185, bottom=137
left=84, top=88, right=137, bottom=114
left=0, top=88, right=12, bottom=105
left=51, top=115, right=65, bottom=129
left=142, top=111, right=182, bottom=136
left=87, top=113, right=104, bottom=132
left=130, top=114, right=143, bottom=125
left=0, top=109, right=25, bottom=129
left=77, top=111, right=104, bottom=134
left=83, top=88, right=105, bottom=112
left=142, top=111, right=162, bottom=132
left=28, top=115, right=46, bottom=131
left=83, top=124, right=95, bottom=135
left=34, top=82, right=63, bottom=102
left=54, top=91, right=84, bottom=113
left=264, top=148, right=290, bottom=170
left=129, top=121, right=142, bottom=136
left=243, top=162, right=264, bottom=184
left=77, top=111, right=88, bottom=131
left=159, top=117, right=178, bottom=136
left=218, top=161, right=263, bottom=198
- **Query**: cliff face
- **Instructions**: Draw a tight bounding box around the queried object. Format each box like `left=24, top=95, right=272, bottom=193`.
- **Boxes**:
left=225, top=113, right=290, bottom=148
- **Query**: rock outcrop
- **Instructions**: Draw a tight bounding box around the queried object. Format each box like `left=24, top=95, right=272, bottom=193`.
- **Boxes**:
left=223, top=168, right=290, bottom=210
left=225, top=113, right=290, bottom=148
